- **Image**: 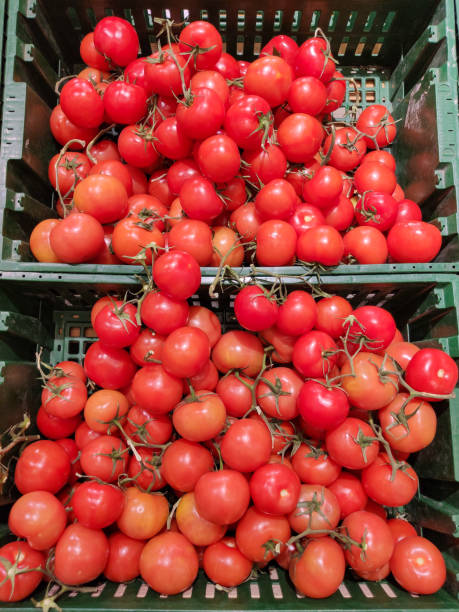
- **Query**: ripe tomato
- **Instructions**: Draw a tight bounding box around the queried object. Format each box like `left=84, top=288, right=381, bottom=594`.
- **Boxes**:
left=296, top=225, right=344, bottom=266
left=355, top=191, right=398, bottom=231
left=0, top=542, right=44, bottom=602
left=179, top=176, right=224, bottom=221
left=54, top=523, right=109, bottom=585
left=235, top=506, right=290, bottom=562
left=60, top=77, right=104, bottom=129
left=303, top=166, right=343, bottom=208
left=36, top=404, right=81, bottom=439
left=73, top=480, right=124, bottom=529
left=242, top=144, right=287, bottom=185
left=289, top=537, right=345, bottom=598
left=161, top=326, right=210, bottom=378
left=386, top=341, right=419, bottom=370
left=194, top=469, right=250, bottom=525
left=289, top=203, right=325, bottom=236
left=387, top=518, right=417, bottom=545
left=216, top=373, right=253, bottom=417
left=294, top=37, right=335, bottom=83
left=8, top=491, right=66, bottom=550
left=179, top=20, right=222, bottom=69
left=292, top=330, right=338, bottom=378
left=117, top=487, right=168, bottom=540
left=129, top=329, right=165, bottom=367
left=124, top=58, right=151, bottom=93
left=140, top=291, right=189, bottom=336
left=176, top=491, right=226, bottom=546
left=41, top=374, right=87, bottom=419
left=276, top=290, right=317, bottom=337
left=177, top=87, right=226, bottom=140
left=191, top=69, right=229, bottom=105
left=405, top=347, right=458, bottom=397
left=230, top=201, right=262, bottom=242
left=277, top=113, right=324, bottom=163
left=14, top=440, right=70, bottom=494
left=323, top=194, right=355, bottom=231
left=315, top=295, right=353, bottom=339
left=187, top=305, right=222, bottom=347
left=225, top=95, right=273, bottom=150
left=50, top=213, right=104, bottom=263
left=161, top=439, right=213, bottom=492
left=80, top=435, right=127, bottom=483
left=148, top=169, right=175, bottom=206
left=221, top=418, right=272, bottom=473
left=74, top=174, right=128, bottom=223
left=139, top=532, right=199, bottom=595
left=111, top=217, right=165, bottom=265
left=291, top=442, right=341, bottom=486
left=154, top=116, right=192, bottom=160
left=342, top=510, right=394, bottom=572
left=147, top=48, right=191, bottom=98
left=387, top=221, right=442, bottom=263
left=153, top=250, right=201, bottom=301
left=245, top=56, right=293, bottom=108
left=255, top=178, right=296, bottom=221
left=173, top=390, right=226, bottom=441
left=390, top=537, right=446, bottom=594
left=167, top=159, right=200, bottom=196
left=287, top=76, right=326, bottom=116
left=323, top=127, right=366, bottom=171
left=215, top=52, right=240, bottom=78
left=89, top=139, right=122, bottom=163
left=256, top=219, right=297, bottom=266
left=203, top=537, right=253, bottom=587
left=198, top=134, right=240, bottom=183
left=94, top=16, right=139, bottom=66
left=104, top=532, right=145, bottom=582
left=356, top=104, right=396, bottom=149
left=298, top=380, right=349, bottom=431
left=346, top=305, right=396, bottom=352
left=212, top=330, right=264, bottom=377
left=94, top=302, right=140, bottom=348
left=234, top=285, right=279, bottom=332
left=30, top=218, right=60, bottom=263
left=104, top=81, right=147, bottom=125
left=325, top=417, right=379, bottom=470
left=84, top=389, right=129, bottom=434
left=210, top=226, right=244, bottom=267
left=343, top=225, right=388, bottom=264
left=80, top=31, right=110, bottom=69
left=250, top=462, right=301, bottom=515
left=362, top=452, right=418, bottom=506
left=118, top=124, right=159, bottom=168
left=340, top=352, right=398, bottom=410
left=362, top=149, right=396, bottom=170
left=48, top=151, right=91, bottom=195
left=323, top=70, right=346, bottom=113
left=288, top=483, right=340, bottom=534
left=353, top=161, right=397, bottom=194
left=131, top=364, right=182, bottom=415
left=328, top=472, right=367, bottom=519
left=379, top=393, right=437, bottom=452
left=261, top=35, right=298, bottom=66
left=84, top=341, right=136, bottom=389
left=256, top=366, right=302, bottom=420
left=395, top=199, right=423, bottom=222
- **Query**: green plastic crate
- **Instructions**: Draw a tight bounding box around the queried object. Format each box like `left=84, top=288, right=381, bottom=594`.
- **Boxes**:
left=0, top=0, right=458, bottom=274
left=0, top=272, right=458, bottom=608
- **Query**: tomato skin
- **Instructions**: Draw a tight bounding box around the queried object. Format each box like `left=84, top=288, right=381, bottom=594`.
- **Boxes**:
left=153, top=250, right=201, bottom=301
left=94, top=16, right=139, bottom=66
left=140, top=532, right=199, bottom=595
left=342, top=510, right=394, bottom=572
left=179, top=20, right=222, bottom=69
left=292, top=330, right=338, bottom=378
left=288, top=203, right=325, bottom=236
left=221, top=418, right=272, bottom=473
left=203, top=537, right=253, bottom=587
left=323, top=70, right=346, bottom=113
left=216, top=373, right=253, bottom=418
left=225, top=95, right=273, bottom=150
left=48, top=151, right=91, bottom=195
left=343, top=225, right=388, bottom=264
left=287, top=76, right=326, bottom=116
left=390, top=536, right=446, bottom=594
left=277, top=113, right=324, bottom=163
left=277, top=290, right=317, bottom=337
left=289, top=537, right=345, bottom=598
left=72, top=481, right=125, bottom=529
left=111, top=217, right=164, bottom=265
left=140, top=291, right=189, bottom=336
left=30, top=219, right=60, bottom=263
left=41, top=374, right=87, bottom=419
left=261, top=35, right=299, bottom=66
left=356, top=104, right=396, bottom=149
left=147, top=49, right=191, bottom=98
left=198, top=134, right=241, bottom=184
left=176, top=87, right=225, bottom=140
left=90, top=139, right=122, bottom=164
left=387, top=221, right=442, bottom=263
left=315, top=295, right=353, bottom=339
left=298, top=380, right=349, bottom=431
left=187, top=305, right=222, bottom=347
left=387, top=518, right=417, bottom=545
left=296, top=225, right=344, bottom=266
left=167, top=159, right=200, bottom=196
left=323, top=194, right=355, bottom=231
left=84, top=341, right=136, bottom=389
left=340, top=352, right=398, bottom=411
left=194, top=469, right=250, bottom=525
left=256, top=366, right=302, bottom=420
left=212, top=330, right=264, bottom=377
left=234, top=286, right=279, bottom=332
left=118, top=124, right=159, bottom=168
left=215, top=52, right=240, bottom=78
left=405, top=348, right=458, bottom=397
left=117, top=487, right=168, bottom=540
left=325, top=417, right=379, bottom=470
left=362, top=452, right=418, bottom=507
left=354, top=161, right=397, bottom=194
left=176, top=491, right=226, bottom=546
left=131, top=364, right=183, bottom=415
left=346, top=305, right=396, bottom=352
left=324, top=127, right=366, bottom=171
left=50, top=213, right=104, bottom=263
left=173, top=390, right=226, bottom=442
left=104, top=532, right=145, bottom=582
left=94, top=302, right=140, bottom=348
left=243, top=145, right=287, bottom=185
left=256, top=219, right=297, bottom=266
left=291, top=442, right=341, bottom=486
left=14, top=440, right=71, bottom=494
left=379, top=393, right=436, bottom=453
left=124, top=58, right=151, bottom=93
left=162, top=326, right=210, bottom=378
left=245, top=56, right=293, bottom=108
left=60, top=78, right=104, bottom=128
left=80, top=436, right=127, bottom=483
left=0, top=542, right=45, bottom=602
left=250, top=462, right=301, bottom=515
left=162, top=439, right=214, bottom=492
left=104, top=82, right=147, bottom=125
left=328, top=472, right=367, bottom=519
left=385, top=341, right=419, bottom=370
left=230, top=202, right=262, bottom=242
left=8, top=491, right=67, bottom=550
left=36, top=404, right=81, bottom=439
left=294, top=37, right=335, bottom=83
left=355, top=192, right=398, bottom=231
left=236, top=506, right=291, bottom=562
left=303, top=166, right=343, bottom=209
left=54, top=523, right=109, bottom=585
left=395, top=199, right=423, bottom=223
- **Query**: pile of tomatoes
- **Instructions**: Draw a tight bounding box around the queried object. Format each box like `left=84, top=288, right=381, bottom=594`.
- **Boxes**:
left=29, top=15, right=443, bottom=267
left=1, top=246, right=456, bottom=604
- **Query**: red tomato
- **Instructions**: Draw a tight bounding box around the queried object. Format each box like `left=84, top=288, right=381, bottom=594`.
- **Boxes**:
left=176, top=491, right=226, bottom=546
left=50, top=213, right=104, bottom=263
left=124, top=58, right=151, bottom=93
left=346, top=305, right=396, bottom=352
left=153, top=250, right=201, bottom=301
left=255, top=178, right=296, bottom=221
left=9, top=491, right=66, bottom=550
left=140, top=291, right=189, bottom=336
left=323, top=194, right=355, bottom=231
left=405, top=347, right=458, bottom=397
left=234, top=285, right=279, bottom=332
left=343, top=225, right=388, bottom=264
left=245, top=56, right=293, bottom=108
left=354, top=161, right=397, bottom=194
left=291, top=442, right=341, bottom=486
left=41, top=374, right=87, bottom=419
left=277, top=113, right=324, bottom=163
left=161, top=326, right=210, bottom=378
left=342, top=510, right=394, bottom=572
left=323, top=127, right=366, bottom=171
left=325, top=417, right=379, bottom=470
left=216, top=373, right=253, bottom=418
left=80, top=435, right=127, bottom=483
left=387, top=518, right=417, bottom=545
left=131, top=364, right=182, bottom=415
left=288, top=76, right=326, bottom=115
left=386, top=341, right=420, bottom=370
left=340, top=352, right=398, bottom=410
left=230, top=202, right=262, bottom=242
left=89, top=139, right=122, bottom=163
left=48, top=151, right=91, bottom=196
left=167, top=159, right=200, bottom=196
left=235, top=506, right=290, bottom=562
left=94, top=16, right=139, bottom=66
left=296, top=225, right=344, bottom=266
left=221, top=418, right=272, bottom=473
left=362, top=149, right=396, bottom=170
left=176, top=87, right=225, bottom=140
left=288, top=203, right=325, bottom=236
left=179, top=20, right=222, bottom=69
left=225, top=95, right=273, bottom=150
left=30, top=219, right=60, bottom=263
left=261, top=35, right=299, bottom=66
left=387, top=221, right=442, bottom=263
left=356, top=104, right=396, bottom=149
left=140, top=532, right=199, bottom=595
left=215, top=52, right=240, bottom=79
left=173, top=390, right=226, bottom=442
left=256, top=366, right=302, bottom=420
left=74, top=174, right=128, bottom=223
left=83, top=389, right=129, bottom=435
left=72, top=481, right=124, bottom=529
left=322, top=71, right=346, bottom=113
left=288, top=484, right=340, bottom=534
left=242, top=144, right=287, bottom=185
left=104, top=81, right=147, bottom=125
left=162, top=439, right=214, bottom=492
left=203, top=537, right=253, bottom=587
left=303, top=166, right=343, bottom=208
left=179, top=176, right=224, bottom=222
left=60, top=78, right=104, bottom=129
left=84, top=341, right=136, bottom=389
left=14, top=440, right=70, bottom=494
left=390, top=537, right=446, bottom=594
left=256, top=219, right=297, bottom=266
left=191, top=69, right=229, bottom=105
left=187, top=305, right=222, bottom=347
left=0, top=542, right=44, bottom=602
left=154, top=117, right=192, bottom=160
left=250, top=462, right=301, bottom=515
left=294, top=37, right=335, bottom=83
left=117, top=487, right=168, bottom=540
left=315, top=295, right=353, bottom=338
left=36, top=404, right=81, bottom=439
left=54, top=523, right=109, bottom=585
left=298, top=380, right=349, bottom=431
left=212, top=330, right=264, bottom=377
left=328, top=472, right=367, bottom=519
left=362, top=453, right=418, bottom=506
left=94, top=302, right=140, bottom=348
left=289, top=537, right=345, bottom=598
left=80, top=31, right=110, bottom=69
left=277, top=290, right=317, bottom=336
left=118, top=124, right=159, bottom=168
left=198, top=134, right=241, bottom=183
left=355, top=191, right=398, bottom=231
left=292, top=330, right=338, bottom=378
left=111, top=216, right=165, bottom=265
left=210, top=225, right=245, bottom=267
left=104, top=532, right=145, bottom=582
left=146, top=49, right=191, bottom=98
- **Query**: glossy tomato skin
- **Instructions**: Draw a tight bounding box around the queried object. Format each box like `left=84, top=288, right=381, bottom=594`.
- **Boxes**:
left=343, top=226, right=388, bottom=264
left=103, top=82, right=147, bottom=125
left=235, top=506, right=291, bottom=562
left=277, top=290, right=317, bottom=336
left=72, top=481, right=124, bottom=529
left=356, top=104, right=396, bottom=149
left=173, top=390, right=226, bottom=442
left=277, top=113, right=324, bottom=163
left=288, top=76, right=327, bottom=116
left=390, top=536, right=446, bottom=595
left=361, top=452, right=418, bottom=507
left=14, top=440, right=71, bottom=494
left=315, top=295, right=353, bottom=339
left=198, top=134, right=241, bottom=184
left=261, top=35, right=299, bottom=66
left=256, top=366, right=302, bottom=420
left=387, top=518, right=417, bottom=545
left=212, top=330, right=264, bottom=377
left=324, top=127, right=366, bottom=172
left=256, top=220, right=297, bottom=266
left=405, top=348, right=458, bottom=397
left=292, top=330, right=338, bottom=378
left=234, top=286, right=279, bottom=332
left=295, top=37, right=335, bottom=83
left=36, top=404, right=81, bottom=439
left=161, top=439, right=214, bottom=492
left=161, top=326, right=210, bottom=378
left=54, top=523, right=109, bottom=585
left=131, top=364, right=182, bottom=415
left=245, top=56, right=293, bottom=108
left=291, top=443, right=341, bottom=486
left=80, top=436, right=127, bottom=483
left=194, top=469, right=250, bottom=525
left=140, top=291, right=189, bottom=336
left=298, top=380, right=349, bottom=431
left=176, top=87, right=225, bottom=140
left=289, top=537, right=345, bottom=598
left=84, top=341, right=136, bottom=389
left=147, top=50, right=191, bottom=99
left=104, top=532, right=145, bottom=582
left=0, top=542, right=45, bottom=602
left=221, top=418, right=272, bottom=473
left=340, top=352, right=398, bottom=410
left=203, top=537, right=253, bottom=587
left=60, top=78, right=104, bottom=129
left=94, top=16, right=139, bottom=66
left=179, top=20, right=222, bottom=70
left=342, top=510, right=394, bottom=572
left=255, top=178, right=297, bottom=220
left=117, top=487, right=168, bottom=540
left=379, top=393, right=436, bottom=453
left=353, top=161, right=397, bottom=194
left=250, top=462, right=301, bottom=515
left=188, top=305, right=222, bottom=347
left=94, top=302, right=140, bottom=348
left=296, top=225, right=344, bottom=266
left=355, top=192, right=398, bottom=231
left=328, top=472, right=367, bottom=519
left=243, top=145, right=287, bottom=185
left=225, top=95, right=273, bottom=150
left=140, top=532, right=199, bottom=595
left=346, top=305, right=396, bottom=352
left=50, top=213, right=105, bottom=263
left=153, top=250, right=201, bottom=301
left=325, top=417, right=379, bottom=470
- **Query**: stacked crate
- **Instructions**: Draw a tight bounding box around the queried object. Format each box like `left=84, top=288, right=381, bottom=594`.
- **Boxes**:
left=0, top=0, right=457, bottom=609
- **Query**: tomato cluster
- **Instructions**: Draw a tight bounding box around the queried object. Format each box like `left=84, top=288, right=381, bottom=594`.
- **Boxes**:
left=30, top=17, right=442, bottom=266
left=2, top=255, right=456, bottom=603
